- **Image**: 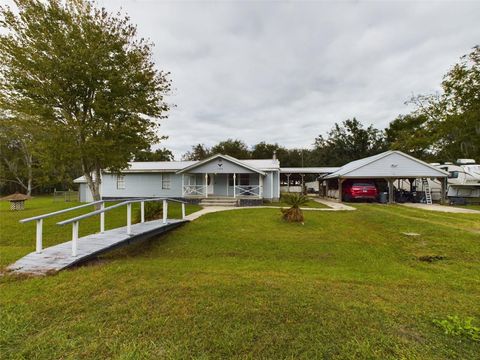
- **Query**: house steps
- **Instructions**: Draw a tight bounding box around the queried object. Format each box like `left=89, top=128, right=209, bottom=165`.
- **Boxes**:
left=199, top=197, right=238, bottom=207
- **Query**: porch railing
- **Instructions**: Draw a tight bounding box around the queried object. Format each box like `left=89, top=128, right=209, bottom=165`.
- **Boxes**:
left=183, top=185, right=206, bottom=196
left=235, top=185, right=261, bottom=197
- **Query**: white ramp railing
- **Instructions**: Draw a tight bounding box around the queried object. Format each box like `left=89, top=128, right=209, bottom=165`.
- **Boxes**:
left=20, top=198, right=186, bottom=258
left=20, top=200, right=107, bottom=254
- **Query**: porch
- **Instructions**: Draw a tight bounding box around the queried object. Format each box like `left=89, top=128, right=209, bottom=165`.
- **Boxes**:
left=181, top=173, right=264, bottom=199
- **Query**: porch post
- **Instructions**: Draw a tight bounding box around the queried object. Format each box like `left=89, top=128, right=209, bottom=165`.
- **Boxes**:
left=205, top=173, right=208, bottom=198
left=181, top=174, right=184, bottom=197
left=387, top=178, right=395, bottom=204
left=259, top=174, right=263, bottom=198
left=233, top=173, right=236, bottom=198
left=338, top=178, right=343, bottom=203
left=440, top=177, right=447, bottom=205
left=270, top=172, right=274, bottom=199
left=286, top=174, right=291, bottom=192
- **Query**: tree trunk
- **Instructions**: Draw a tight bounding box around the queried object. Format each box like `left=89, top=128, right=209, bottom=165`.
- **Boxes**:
left=26, top=154, right=33, bottom=196
left=26, top=175, right=32, bottom=196
left=83, top=166, right=102, bottom=208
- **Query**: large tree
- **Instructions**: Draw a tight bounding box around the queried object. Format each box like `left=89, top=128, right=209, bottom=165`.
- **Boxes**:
left=251, top=142, right=281, bottom=159
left=0, top=0, right=171, bottom=201
left=313, top=118, right=386, bottom=166
left=0, top=114, right=38, bottom=195
left=134, top=147, right=174, bottom=162
left=384, top=114, right=434, bottom=161
left=182, top=144, right=211, bottom=161
left=210, top=139, right=250, bottom=159
left=409, top=46, right=480, bottom=161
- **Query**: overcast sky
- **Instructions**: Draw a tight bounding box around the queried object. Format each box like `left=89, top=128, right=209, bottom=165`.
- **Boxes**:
left=100, top=0, right=480, bottom=158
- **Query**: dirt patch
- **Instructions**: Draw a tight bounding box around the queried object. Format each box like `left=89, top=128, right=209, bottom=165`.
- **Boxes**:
left=397, top=325, right=426, bottom=343
left=417, top=255, right=447, bottom=263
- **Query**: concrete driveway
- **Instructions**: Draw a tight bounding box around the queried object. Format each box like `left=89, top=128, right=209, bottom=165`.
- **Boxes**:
left=401, top=203, right=480, bottom=214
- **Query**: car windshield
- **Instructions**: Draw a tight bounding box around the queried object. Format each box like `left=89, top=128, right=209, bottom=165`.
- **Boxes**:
left=352, top=183, right=374, bottom=187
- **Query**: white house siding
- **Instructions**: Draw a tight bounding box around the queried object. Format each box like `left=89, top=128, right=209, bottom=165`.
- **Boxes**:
left=101, top=173, right=182, bottom=198
left=262, top=171, right=280, bottom=201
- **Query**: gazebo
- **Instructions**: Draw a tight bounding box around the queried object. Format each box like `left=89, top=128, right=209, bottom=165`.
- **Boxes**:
left=0, top=192, right=32, bottom=210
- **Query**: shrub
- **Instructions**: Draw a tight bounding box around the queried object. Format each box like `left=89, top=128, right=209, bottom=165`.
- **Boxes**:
left=135, top=201, right=163, bottom=222
left=433, top=316, right=480, bottom=342
left=280, top=193, right=309, bottom=223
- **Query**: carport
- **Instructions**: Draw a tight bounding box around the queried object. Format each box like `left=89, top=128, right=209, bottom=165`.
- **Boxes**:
left=319, top=151, right=449, bottom=204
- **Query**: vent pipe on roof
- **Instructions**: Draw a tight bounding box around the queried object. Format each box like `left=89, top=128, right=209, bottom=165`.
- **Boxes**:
left=273, top=150, right=277, bottom=161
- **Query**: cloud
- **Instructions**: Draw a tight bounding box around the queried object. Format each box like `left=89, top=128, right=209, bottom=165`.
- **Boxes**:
left=106, top=1, right=480, bottom=157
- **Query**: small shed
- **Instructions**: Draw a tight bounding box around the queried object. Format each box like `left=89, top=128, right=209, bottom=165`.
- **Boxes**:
left=320, top=151, right=449, bottom=203
left=0, top=192, right=32, bottom=210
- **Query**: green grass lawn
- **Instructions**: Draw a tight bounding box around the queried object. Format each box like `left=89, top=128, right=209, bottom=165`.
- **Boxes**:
left=266, top=198, right=327, bottom=208
left=1, top=199, right=480, bottom=359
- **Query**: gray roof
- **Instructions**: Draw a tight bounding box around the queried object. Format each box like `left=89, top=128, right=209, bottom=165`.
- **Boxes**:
left=280, top=167, right=340, bottom=174
left=176, top=154, right=275, bottom=175
left=117, top=161, right=196, bottom=172
left=323, top=150, right=449, bottom=179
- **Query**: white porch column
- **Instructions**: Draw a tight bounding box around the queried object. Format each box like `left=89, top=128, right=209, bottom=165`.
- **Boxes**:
left=259, top=174, right=263, bottom=197
left=205, top=173, right=208, bottom=198
left=181, top=174, right=184, bottom=197
left=286, top=174, right=291, bottom=193
left=233, top=173, right=236, bottom=198
left=270, top=172, right=274, bottom=199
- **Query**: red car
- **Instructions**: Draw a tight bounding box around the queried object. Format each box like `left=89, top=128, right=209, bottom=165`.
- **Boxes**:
left=342, top=180, right=378, bottom=202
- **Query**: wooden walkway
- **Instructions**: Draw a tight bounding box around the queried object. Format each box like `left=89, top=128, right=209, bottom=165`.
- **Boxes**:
left=7, top=219, right=187, bottom=276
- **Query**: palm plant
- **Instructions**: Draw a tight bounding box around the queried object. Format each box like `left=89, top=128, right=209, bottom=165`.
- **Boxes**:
left=280, top=193, right=309, bottom=223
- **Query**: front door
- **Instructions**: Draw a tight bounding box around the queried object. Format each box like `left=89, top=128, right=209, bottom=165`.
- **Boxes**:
left=207, top=174, right=214, bottom=195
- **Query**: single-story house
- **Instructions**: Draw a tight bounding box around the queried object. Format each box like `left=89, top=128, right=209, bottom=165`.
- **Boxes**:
left=75, top=154, right=281, bottom=204
left=319, top=150, right=449, bottom=203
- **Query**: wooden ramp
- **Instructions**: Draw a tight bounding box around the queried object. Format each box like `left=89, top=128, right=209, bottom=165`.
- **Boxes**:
left=7, top=219, right=187, bottom=276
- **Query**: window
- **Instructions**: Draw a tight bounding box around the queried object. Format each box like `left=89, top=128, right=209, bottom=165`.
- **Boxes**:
left=240, top=174, right=250, bottom=185
left=448, top=171, right=459, bottom=179
left=116, top=175, right=125, bottom=190
left=162, top=174, right=171, bottom=189
left=229, top=174, right=250, bottom=186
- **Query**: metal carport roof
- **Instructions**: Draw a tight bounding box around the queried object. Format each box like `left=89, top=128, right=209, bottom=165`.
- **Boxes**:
left=323, top=151, right=448, bottom=179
